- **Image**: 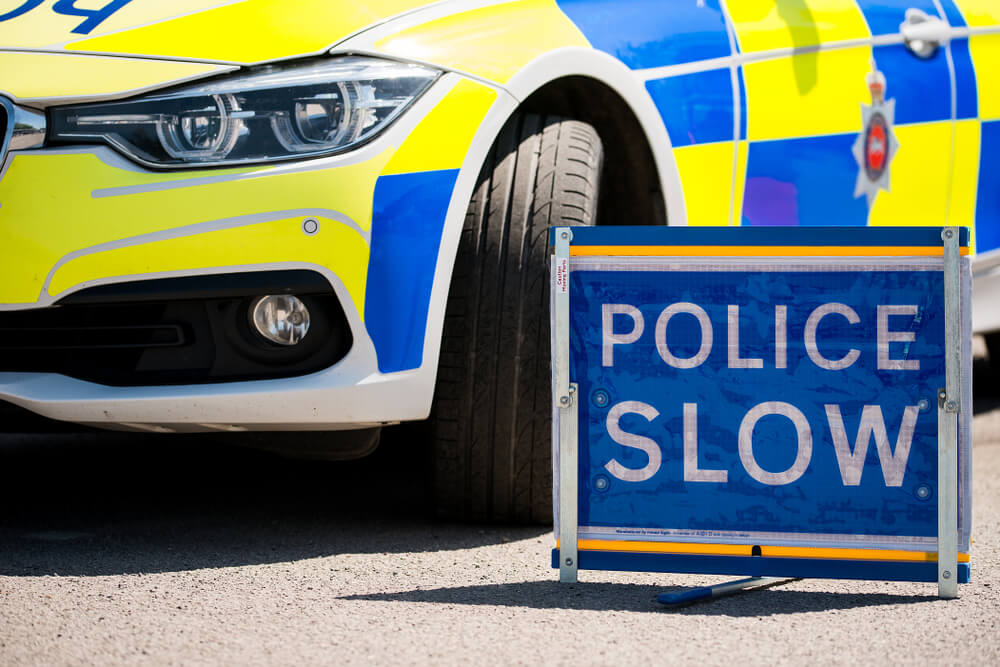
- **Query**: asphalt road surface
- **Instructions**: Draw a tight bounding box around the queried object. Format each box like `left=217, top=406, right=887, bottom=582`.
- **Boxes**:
left=2, top=359, right=999, bottom=665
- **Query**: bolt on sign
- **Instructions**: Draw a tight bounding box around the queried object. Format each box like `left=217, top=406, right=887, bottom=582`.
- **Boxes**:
left=550, top=226, right=971, bottom=597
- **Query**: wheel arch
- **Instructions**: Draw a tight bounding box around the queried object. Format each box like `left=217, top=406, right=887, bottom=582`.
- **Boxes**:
left=502, top=47, right=685, bottom=227
left=518, top=75, right=666, bottom=228
left=419, top=48, right=686, bottom=409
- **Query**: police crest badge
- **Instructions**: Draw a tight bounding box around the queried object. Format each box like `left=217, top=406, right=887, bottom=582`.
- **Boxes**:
left=852, top=62, right=899, bottom=207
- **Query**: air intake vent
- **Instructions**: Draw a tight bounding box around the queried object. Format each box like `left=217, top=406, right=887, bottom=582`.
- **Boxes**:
left=0, top=270, right=353, bottom=386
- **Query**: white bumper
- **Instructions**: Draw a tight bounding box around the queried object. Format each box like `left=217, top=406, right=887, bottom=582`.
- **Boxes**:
left=0, top=356, right=432, bottom=434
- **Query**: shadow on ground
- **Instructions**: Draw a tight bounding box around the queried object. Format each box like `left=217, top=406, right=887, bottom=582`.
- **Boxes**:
left=0, top=426, right=544, bottom=577
left=1, top=350, right=997, bottom=580
left=341, top=579, right=938, bottom=615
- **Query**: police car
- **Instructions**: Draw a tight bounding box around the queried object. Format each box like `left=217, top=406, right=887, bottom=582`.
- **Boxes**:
left=1, top=1, right=997, bottom=522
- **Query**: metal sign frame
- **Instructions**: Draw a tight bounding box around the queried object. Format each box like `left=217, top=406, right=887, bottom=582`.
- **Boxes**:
left=551, top=226, right=969, bottom=598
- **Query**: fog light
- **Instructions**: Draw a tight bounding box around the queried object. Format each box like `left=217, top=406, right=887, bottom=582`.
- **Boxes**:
left=250, top=295, right=311, bottom=345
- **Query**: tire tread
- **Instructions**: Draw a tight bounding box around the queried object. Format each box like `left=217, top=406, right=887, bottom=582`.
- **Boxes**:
left=431, top=114, right=602, bottom=523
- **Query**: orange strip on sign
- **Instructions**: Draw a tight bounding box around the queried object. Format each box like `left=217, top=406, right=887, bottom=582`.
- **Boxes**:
left=567, top=245, right=970, bottom=257
left=560, top=539, right=749, bottom=556
left=759, top=546, right=970, bottom=563
left=557, top=539, right=970, bottom=563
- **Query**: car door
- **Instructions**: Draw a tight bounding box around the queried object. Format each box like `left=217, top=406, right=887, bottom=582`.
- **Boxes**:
left=728, top=1, right=956, bottom=229
left=948, top=1, right=1000, bottom=334
left=948, top=1, right=1000, bottom=260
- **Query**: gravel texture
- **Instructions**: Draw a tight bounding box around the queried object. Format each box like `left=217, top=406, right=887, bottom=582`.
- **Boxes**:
left=1, top=362, right=999, bottom=665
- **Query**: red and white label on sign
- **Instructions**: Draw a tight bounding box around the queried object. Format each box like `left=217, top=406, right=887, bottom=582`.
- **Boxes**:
left=556, top=257, right=569, bottom=294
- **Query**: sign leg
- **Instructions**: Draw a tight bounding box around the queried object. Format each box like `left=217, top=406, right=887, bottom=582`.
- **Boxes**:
left=938, top=227, right=961, bottom=599
left=553, top=228, right=578, bottom=584
left=559, top=384, right=579, bottom=583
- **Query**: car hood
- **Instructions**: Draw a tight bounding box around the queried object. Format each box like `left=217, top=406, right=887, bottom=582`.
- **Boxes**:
left=0, top=0, right=438, bottom=64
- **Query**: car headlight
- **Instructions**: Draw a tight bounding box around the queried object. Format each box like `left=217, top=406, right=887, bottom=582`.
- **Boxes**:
left=48, top=56, right=440, bottom=168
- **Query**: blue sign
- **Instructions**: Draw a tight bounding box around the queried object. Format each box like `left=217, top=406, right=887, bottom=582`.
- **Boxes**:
left=554, top=227, right=971, bottom=583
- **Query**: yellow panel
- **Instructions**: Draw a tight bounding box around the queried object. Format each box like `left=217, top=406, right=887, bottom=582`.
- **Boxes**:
left=970, top=33, right=1000, bottom=120
left=82, top=1, right=248, bottom=36
left=672, top=142, right=733, bottom=226
left=0, top=51, right=225, bottom=102
left=376, top=0, right=590, bottom=84
left=728, top=0, right=869, bottom=53
left=383, top=80, right=497, bottom=175
left=0, top=149, right=391, bottom=305
left=950, top=120, right=982, bottom=253
left=954, top=0, right=1000, bottom=26
left=744, top=45, right=870, bottom=140
left=733, top=140, right=749, bottom=226
left=49, top=216, right=371, bottom=312
left=867, top=122, right=952, bottom=227
left=0, top=0, right=240, bottom=48
left=68, top=0, right=430, bottom=64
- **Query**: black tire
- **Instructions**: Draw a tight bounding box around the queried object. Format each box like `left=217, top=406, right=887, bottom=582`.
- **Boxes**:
left=429, top=113, right=603, bottom=523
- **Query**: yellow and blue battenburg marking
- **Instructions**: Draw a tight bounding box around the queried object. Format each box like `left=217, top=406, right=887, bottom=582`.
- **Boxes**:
left=556, top=0, right=997, bottom=256
left=365, top=169, right=459, bottom=373
left=553, top=225, right=971, bottom=584
left=559, top=0, right=743, bottom=226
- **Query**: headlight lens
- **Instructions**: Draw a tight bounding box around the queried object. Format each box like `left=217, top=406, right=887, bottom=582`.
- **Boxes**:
left=49, top=56, right=439, bottom=168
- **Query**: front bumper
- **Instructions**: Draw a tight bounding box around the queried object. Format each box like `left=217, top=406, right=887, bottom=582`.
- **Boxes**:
left=0, top=354, right=425, bottom=433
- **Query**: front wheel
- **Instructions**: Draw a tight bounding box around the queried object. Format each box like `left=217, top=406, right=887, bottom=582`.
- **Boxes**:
left=429, top=114, right=603, bottom=523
